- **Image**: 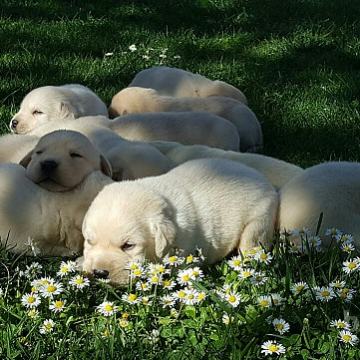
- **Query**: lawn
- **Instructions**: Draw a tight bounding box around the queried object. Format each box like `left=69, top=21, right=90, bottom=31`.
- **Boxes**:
left=1, top=0, right=360, bottom=359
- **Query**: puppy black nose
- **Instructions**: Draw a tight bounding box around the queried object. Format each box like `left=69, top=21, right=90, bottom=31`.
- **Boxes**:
left=93, top=269, right=109, bottom=279
left=40, top=160, right=58, bottom=173
left=10, top=119, right=18, bottom=129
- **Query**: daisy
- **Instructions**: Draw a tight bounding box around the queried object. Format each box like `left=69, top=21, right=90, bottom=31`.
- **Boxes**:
left=162, top=279, right=176, bottom=290
left=337, top=288, right=356, bottom=302
left=257, top=295, right=272, bottom=309
left=21, top=292, right=41, bottom=308
left=161, top=295, right=176, bottom=308
left=341, top=241, right=355, bottom=253
left=228, top=255, right=243, bottom=271
left=261, top=340, right=286, bottom=356
left=339, top=330, right=359, bottom=346
left=147, top=274, right=163, bottom=286
left=141, top=296, right=152, bottom=306
left=119, top=318, right=129, bottom=328
left=172, top=289, right=187, bottom=302
left=130, top=267, right=144, bottom=279
left=177, top=269, right=193, bottom=286
left=189, top=267, right=204, bottom=280
left=315, top=286, right=335, bottom=302
left=40, top=281, right=64, bottom=298
left=254, top=250, right=273, bottom=264
left=238, top=268, right=255, bottom=280
left=224, top=292, right=241, bottom=307
left=163, top=255, right=184, bottom=267
left=49, top=299, right=66, bottom=313
left=250, top=272, right=268, bottom=286
left=183, top=288, right=200, bottom=305
left=325, top=228, right=342, bottom=237
left=243, top=246, right=262, bottom=259
left=39, top=319, right=55, bottom=334
left=291, top=282, right=308, bottom=295
left=69, top=275, right=90, bottom=290
left=97, top=301, right=118, bottom=316
left=329, top=280, right=345, bottom=289
left=27, top=309, right=39, bottom=319
left=330, top=319, right=351, bottom=330
left=272, top=318, right=290, bottom=335
left=185, top=254, right=199, bottom=264
left=31, top=277, right=54, bottom=292
left=128, top=44, right=137, bottom=52
left=336, top=234, right=354, bottom=244
left=135, top=281, right=151, bottom=292
left=271, top=293, right=284, bottom=306
left=342, top=259, right=359, bottom=274
left=147, top=263, right=169, bottom=276
left=197, top=291, right=206, bottom=303
left=307, top=236, right=322, bottom=250
left=222, top=313, right=234, bottom=325
left=57, top=261, right=76, bottom=277
left=122, top=293, right=140, bottom=305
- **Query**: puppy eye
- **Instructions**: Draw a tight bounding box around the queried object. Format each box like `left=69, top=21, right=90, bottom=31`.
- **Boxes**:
left=70, top=152, right=82, bottom=158
left=121, top=242, right=135, bottom=251
left=32, top=110, right=43, bottom=115
left=35, top=150, right=43, bottom=155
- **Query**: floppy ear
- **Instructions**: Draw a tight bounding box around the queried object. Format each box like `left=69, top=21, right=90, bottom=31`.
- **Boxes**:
left=150, top=215, right=176, bottom=258
left=100, top=154, right=113, bottom=178
left=59, top=101, right=77, bottom=120
left=19, top=150, right=33, bottom=168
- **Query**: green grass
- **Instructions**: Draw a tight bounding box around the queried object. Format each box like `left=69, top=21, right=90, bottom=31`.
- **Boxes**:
left=1, top=0, right=360, bottom=358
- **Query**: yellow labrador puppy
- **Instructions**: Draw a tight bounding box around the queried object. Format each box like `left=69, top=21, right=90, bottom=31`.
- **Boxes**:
left=0, top=130, right=112, bottom=256
left=10, top=84, right=108, bottom=134
left=150, top=141, right=303, bottom=190
left=279, top=161, right=360, bottom=245
left=81, top=158, right=278, bottom=284
left=109, top=87, right=262, bottom=152
left=110, top=112, right=240, bottom=150
left=27, top=116, right=172, bottom=181
left=129, top=66, right=247, bottom=103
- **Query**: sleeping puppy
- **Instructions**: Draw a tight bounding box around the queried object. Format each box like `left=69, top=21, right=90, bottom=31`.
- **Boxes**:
left=110, top=112, right=240, bottom=150
left=109, top=87, right=262, bottom=152
left=0, top=130, right=112, bottom=256
left=150, top=141, right=303, bottom=189
left=128, top=66, right=247, bottom=103
left=10, top=84, right=108, bottom=134
left=81, top=158, right=278, bottom=284
left=26, top=116, right=173, bottom=181
left=279, top=161, right=360, bottom=246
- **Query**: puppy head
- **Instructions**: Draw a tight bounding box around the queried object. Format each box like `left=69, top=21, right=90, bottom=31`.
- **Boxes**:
left=10, top=86, right=78, bottom=134
left=81, top=183, right=176, bottom=284
left=20, top=130, right=112, bottom=192
left=108, top=87, right=158, bottom=117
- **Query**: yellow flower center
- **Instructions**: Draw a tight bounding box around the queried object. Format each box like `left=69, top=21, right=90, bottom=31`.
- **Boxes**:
left=228, top=295, right=237, bottom=303
left=60, top=266, right=69, bottom=273
left=182, top=274, right=190, bottom=282
left=348, top=262, right=356, bottom=270
left=260, top=253, right=268, bottom=260
left=28, top=296, right=36, bottom=303
left=151, top=276, right=159, bottom=283
left=119, top=319, right=129, bottom=328
left=242, top=271, right=252, bottom=278
left=233, top=259, right=241, bottom=267
left=169, top=256, right=177, bottom=263
left=342, top=334, right=352, bottom=342
left=259, top=300, right=269, bottom=307
left=128, top=294, right=137, bottom=302
left=104, top=304, right=113, bottom=312
left=187, top=294, right=195, bottom=300
left=133, top=269, right=142, bottom=276
left=321, top=290, right=330, bottom=297
left=163, top=280, right=171, bottom=287
left=186, top=255, right=193, bottom=263
left=54, top=301, right=63, bottom=308
left=75, top=278, right=84, bottom=284
left=178, top=291, right=186, bottom=298
left=47, top=285, right=57, bottom=293
left=269, top=344, right=279, bottom=352
left=198, top=293, right=206, bottom=301
left=275, top=323, right=284, bottom=330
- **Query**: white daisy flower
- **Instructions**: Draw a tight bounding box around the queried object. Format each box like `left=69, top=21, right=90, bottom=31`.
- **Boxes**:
left=336, top=234, right=354, bottom=244
left=27, top=309, right=39, bottom=319
left=197, top=291, right=206, bottom=303
left=39, top=319, right=55, bottom=334
left=261, top=340, right=286, bottom=356
left=338, top=330, right=359, bottom=346
left=224, top=292, right=241, bottom=307
left=183, top=288, right=200, bottom=305
left=250, top=272, right=268, bottom=286
left=21, top=292, right=41, bottom=308
left=291, top=281, right=308, bottom=295
left=341, top=241, right=355, bottom=253
left=257, top=295, right=272, bottom=309
left=31, top=277, right=54, bottom=292
left=49, top=299, right=66, bottom=313
left=254, top=250, right=273, bottom=264
left=238, top=268, right=255, bottom=280
left=121, top=293, right=140, bottom=305
left=130, top=267, right=144, bottom=278
left=325, top=228, right=342, bottom=237
left=243, top=246, right=262, bottom=259
left=315, top=286, right=335, bottom=302
left=161, top=279, right=176, bottom=290
left=96, top=301, right=118, bottom=316
left=330, top=319, right=351, bottom=330
left=329, top=280, right=346, bottom=289
left=40, top=281, right=63, bottom=298
left=57, top=260, right=76, bottom=277
left=222, top=313, right=234, bottom=325
left=228, top=255, right=243, bottom=271
left=147, top=274, right=163, bottom=286
left=172, top=289, right=187, bottom=302
left=127, top=260, right=143, bottom=271
left=161, top=295, right=176, bottom=308
left=342, top=259, right=359, bottom=274
left=128, top=44, right=137, bottom=52
left=69, top=275, right=90, bottom=290
left=141, top=296, right=152, bottom=306
left=147, top=263, right=169, bottom=276
left=307, top=235, right=322, bottom=250
left=337, top=287, right=356, bottom=302
left=185, top=254, right=200, bottom=264
left=177, top=269, right=193, bottom=286
left=135, top=281, right=151, bottom=292
left=163, top=255, right=184, bottom=267
left=271, top=293, right=284, bottom=306
left=189, top=267, right=204, bottom=280
left=272, top=318, right=290, bottom=334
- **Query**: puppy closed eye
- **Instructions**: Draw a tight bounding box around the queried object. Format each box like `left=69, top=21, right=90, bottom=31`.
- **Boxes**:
left=70, top=152, right=83, bottom=158
left=121, top=242, right=135, bottom=251
left=35, top=150, right=43, bottom=155
left=32, top=110, right=43, bottom=115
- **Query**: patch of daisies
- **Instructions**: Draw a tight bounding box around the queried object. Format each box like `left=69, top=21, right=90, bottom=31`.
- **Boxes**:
left=2, top=227, right=360, bottom=357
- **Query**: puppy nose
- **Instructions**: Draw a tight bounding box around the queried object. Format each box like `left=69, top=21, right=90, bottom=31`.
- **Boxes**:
left=10, top=119, right=18, bottom=130
left=93, top=269, right=109, bottom=279
left=40, top=160, right=58, bottom=172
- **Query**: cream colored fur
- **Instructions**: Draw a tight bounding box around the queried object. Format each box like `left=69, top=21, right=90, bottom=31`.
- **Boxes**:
left=150, top=141, right=303, bottom=189
left=109, top=87, right=262, bottom=152
left=0, top=131, right=113, bottom=256
left=110, top=112, right=240, bottom=150
left=279, top=161, right=360, bottom=245
left=128, top=66, right=247, bottom=103
left=81, top=158, right=278, bottom=284
left=10, top=84, right=108, bottom=134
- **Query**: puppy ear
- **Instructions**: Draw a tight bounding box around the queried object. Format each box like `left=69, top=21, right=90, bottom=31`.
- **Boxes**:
left=100, top=154, right=113, bottom=178
left=150, top=215, right=176, bottom=258
left=59, top=101, right=77, bottom=120
left=19, top=150, right=33, bottom=168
